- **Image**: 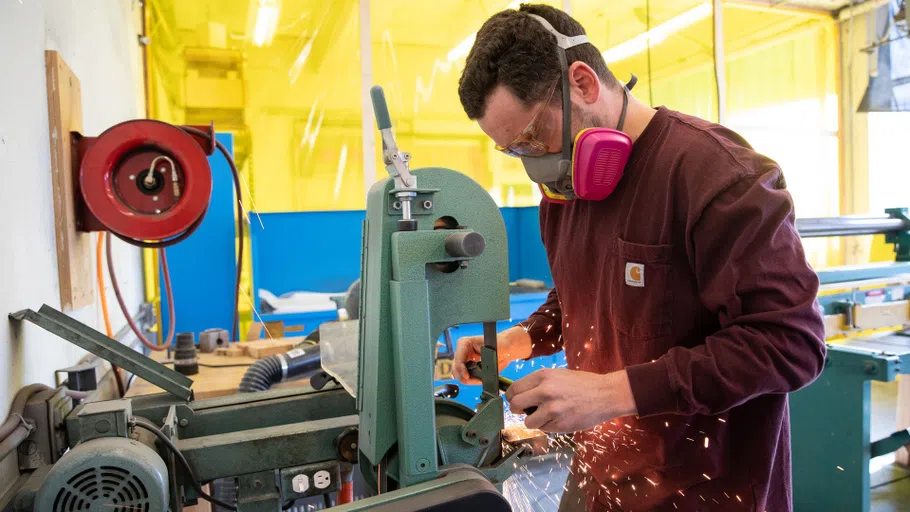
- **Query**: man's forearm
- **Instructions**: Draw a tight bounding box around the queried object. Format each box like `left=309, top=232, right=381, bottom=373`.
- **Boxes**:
left=501, top=325, right=534, bottom=362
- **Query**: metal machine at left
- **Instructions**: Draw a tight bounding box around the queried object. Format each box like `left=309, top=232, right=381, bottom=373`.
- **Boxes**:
left=73, top=120, right=217, bottom=241
left=3, top=88, right=538, bottom=511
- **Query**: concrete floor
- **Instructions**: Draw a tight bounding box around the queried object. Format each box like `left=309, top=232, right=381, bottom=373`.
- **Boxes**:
left=506, top=381, right=910, bottom=511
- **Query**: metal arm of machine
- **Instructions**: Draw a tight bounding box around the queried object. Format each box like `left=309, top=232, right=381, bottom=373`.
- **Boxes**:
left=796, top=213, right=910, bottom=238
left=370, top=86, right=418, bottom=228
left=796, top=208, right=910, bottom=262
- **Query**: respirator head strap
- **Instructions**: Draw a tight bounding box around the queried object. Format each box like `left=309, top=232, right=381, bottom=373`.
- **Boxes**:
left=616, top=74, right=637, bottom=132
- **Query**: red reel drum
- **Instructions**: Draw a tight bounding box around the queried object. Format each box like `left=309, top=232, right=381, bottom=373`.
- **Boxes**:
left=79, top=120, right=212, bottom=241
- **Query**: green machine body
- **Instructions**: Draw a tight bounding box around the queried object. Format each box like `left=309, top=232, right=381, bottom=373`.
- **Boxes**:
left=356, top=85, right=525, bottom=491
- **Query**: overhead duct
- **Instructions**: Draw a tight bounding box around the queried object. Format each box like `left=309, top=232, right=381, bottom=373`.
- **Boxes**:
left=858, top=0, right=910, bottom=112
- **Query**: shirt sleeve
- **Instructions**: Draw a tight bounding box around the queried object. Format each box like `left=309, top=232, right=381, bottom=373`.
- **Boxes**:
left=625, top=169, right=827, bottom=417
left=523, top=287, right=565, bottom=359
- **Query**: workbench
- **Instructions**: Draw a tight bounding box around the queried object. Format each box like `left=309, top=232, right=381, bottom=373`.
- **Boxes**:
left=791, top=332, right=910, bottom=511
left=124, top=347, right=307, bottom=399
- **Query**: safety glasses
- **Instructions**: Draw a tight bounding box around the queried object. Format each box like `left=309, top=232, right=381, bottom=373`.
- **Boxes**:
left=494, top=83, right=560, bottom=158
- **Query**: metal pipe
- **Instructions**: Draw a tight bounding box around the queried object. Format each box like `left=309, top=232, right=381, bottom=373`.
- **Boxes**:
left=796, top=215, right=909, bottom=238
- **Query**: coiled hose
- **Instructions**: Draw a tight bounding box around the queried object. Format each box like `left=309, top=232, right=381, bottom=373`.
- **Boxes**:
left=238, top=343, right=322, bottom=393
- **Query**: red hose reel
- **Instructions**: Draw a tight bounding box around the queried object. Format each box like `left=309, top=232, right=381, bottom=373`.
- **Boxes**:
left=75, top=119, right=215, bottom=241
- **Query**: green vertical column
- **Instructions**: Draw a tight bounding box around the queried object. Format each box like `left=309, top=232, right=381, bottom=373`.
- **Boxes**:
left=790, top=350, right=885, bottom=512
left=390, top=279, right=439, bottom=487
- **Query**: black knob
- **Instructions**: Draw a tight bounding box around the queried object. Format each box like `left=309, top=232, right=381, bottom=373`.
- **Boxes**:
left=433, top=384, right=460, bottom=399
left=445, top=232, right=485, bottom=258
left=174, top=332, right=198, bottom=376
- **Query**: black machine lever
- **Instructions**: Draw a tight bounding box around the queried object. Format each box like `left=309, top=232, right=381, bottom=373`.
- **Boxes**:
left=464, top=361, right=537, bottom=415
left=433, top=384, right=460, bottom=399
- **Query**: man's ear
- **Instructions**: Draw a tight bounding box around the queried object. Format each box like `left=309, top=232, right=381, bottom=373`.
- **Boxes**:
left=568, top=61, right=601, bottom=105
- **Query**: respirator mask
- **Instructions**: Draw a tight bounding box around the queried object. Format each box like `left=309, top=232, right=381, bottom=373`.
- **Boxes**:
left=515, top=14, right=637, bottom=204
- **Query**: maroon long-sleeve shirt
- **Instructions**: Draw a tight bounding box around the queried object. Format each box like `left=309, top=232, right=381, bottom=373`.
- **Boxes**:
left=524, top=107, right=826, bottom=511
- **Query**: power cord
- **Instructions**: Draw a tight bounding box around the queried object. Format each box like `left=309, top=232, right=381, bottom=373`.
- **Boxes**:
left=132, top=417, right=238, bottom=511
left=179, top=127, right=245, bottom=344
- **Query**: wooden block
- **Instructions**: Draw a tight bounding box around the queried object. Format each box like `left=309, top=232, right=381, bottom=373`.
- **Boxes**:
left=223, top=346, right=244, bottom=357
left=244, top=339, right=298, bottom=358
left=45, top=51, right=93, bottom=311
left=214, top=348, right=228, bottom=356
left=245, top=321, right=286, bottom=340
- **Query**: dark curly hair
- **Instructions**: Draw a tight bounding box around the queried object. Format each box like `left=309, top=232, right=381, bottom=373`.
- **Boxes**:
left=458, top=3, right=620, bottom=120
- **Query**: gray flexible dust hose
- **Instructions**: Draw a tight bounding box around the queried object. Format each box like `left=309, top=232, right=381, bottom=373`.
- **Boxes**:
left=238, top=343, right=322, bottom=393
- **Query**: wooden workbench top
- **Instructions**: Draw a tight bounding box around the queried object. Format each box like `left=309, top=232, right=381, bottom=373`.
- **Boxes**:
left=124, top=344, right=307, bottom=399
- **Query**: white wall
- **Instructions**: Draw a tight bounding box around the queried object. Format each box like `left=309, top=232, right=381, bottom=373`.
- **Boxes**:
left=0, top=0, right=146, bottom=426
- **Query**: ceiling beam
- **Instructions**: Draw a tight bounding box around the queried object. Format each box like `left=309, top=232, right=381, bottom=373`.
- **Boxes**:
left=726, top=0, right=836, bottom=19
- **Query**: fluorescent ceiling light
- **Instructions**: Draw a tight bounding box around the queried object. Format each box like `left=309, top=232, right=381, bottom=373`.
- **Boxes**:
left=602, top=2, right=711, bottom=64
left=447, top=0, right=521, bottom=63
left=253, top=0, right=281, bottom=47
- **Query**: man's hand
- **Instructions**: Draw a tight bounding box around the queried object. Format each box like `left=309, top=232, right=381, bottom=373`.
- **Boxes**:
left=506, top=368, right=638, bottom=433
left=452, top=326, right=532, bottom=384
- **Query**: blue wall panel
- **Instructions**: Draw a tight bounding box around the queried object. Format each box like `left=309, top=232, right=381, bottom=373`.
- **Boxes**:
left=250, top=210, right=366, bottom=298
left=159, top=133, right=237, bottom=339
left=250, top=206, right=551, bottom=309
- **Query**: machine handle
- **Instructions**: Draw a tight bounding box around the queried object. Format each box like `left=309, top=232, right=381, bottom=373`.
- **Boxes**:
left=465, top=361, right=538, bottom=415
left=445, top=232, right=486, bottom=258
left=370, top=86, right=393, bottom=130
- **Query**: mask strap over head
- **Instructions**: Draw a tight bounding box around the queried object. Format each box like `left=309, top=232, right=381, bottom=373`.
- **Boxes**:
left=526, top=14, right=590, bottom=195
left=617, top=74, right=638, bottom=132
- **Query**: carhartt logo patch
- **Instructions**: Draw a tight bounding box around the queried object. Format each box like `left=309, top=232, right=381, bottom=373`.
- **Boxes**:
left=625, top=263, right=644, bottom=287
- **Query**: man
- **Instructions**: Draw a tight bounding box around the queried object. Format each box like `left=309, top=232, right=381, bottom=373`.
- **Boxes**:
left=452, top=4, right=826, bottom=511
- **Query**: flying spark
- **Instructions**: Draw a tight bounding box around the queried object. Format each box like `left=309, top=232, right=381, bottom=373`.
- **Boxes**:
left=837, top=466, right=844, bottom=471
left=703, top=473, right=711, bottom=480
left=704, top=437, right=710, bottom=448
left=718, top=418, right=726, bottom=423
left=645, top=477, right=657, bottom=487
left=736, top=495, right=743, bottom=503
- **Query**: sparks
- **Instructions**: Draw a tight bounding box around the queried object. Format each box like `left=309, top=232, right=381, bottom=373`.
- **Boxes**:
left=645, top=477, right=657, bottom=487
left=546, top=324, right=552, bottom=333
left=724, top=492, right=730, bottom=498
left=837, top=466, right=845, bottom=471
left=665, top=421, right=669, bottom=427
left=673, top=504, right=678, bottom=509
left=686, top=437, right=695, bottom=442
left=631, top=484, right=636, bottom=491
left=700, top=495, right=706, bottom=502
left=718, top=418, right=726, bottom=423
left=704, top=437, right=710, bottom=448
left=736, top=495, right=742, bottom=502
left=678, top=490, right=686, bottom=497
left=703, top=473, right=711, bottom=480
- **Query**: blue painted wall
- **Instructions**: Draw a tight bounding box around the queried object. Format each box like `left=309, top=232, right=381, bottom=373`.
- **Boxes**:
left=250, top=210, right=366, bottom=298
left=250, top=206, right=551, bottom=308
left=159, top=133, right=237, bottom=339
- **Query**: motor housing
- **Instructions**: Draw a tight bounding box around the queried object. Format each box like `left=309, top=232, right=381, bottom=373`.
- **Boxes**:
left=34, top=437, right=168, bottom=512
